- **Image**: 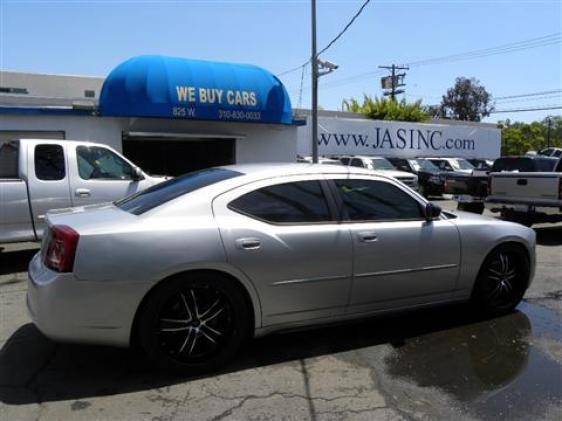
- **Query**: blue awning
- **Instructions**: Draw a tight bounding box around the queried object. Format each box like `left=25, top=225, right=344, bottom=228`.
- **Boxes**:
left=99, top=55, right=294, bottom=125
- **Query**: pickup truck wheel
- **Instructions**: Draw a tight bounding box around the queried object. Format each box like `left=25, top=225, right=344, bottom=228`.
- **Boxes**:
left=457, top=202, right=484, bottom=214
left=500, top=211, right=534, bottom=227
left=138, top=273, right=250, bottom=373
left=471, top=245, right=529, bottom=316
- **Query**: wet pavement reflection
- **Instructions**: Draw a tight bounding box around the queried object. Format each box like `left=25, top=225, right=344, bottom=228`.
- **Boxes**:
left=384, top=302, right=562, bottom=420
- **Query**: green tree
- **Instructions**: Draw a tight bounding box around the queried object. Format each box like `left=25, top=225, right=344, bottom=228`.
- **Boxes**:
left=342, top=95, right=428, bottom=122
left=440, top=77, right=493, bottom=122
left=500, top=116, right=562, bottom=155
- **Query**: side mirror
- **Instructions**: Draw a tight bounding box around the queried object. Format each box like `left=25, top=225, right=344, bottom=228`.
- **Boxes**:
left=132, top=167, right=144, bottom=181
left=424, top=203, right=442, bottom=221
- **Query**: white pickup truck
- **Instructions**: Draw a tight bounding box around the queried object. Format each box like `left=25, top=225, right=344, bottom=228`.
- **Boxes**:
left=486, top=156, right=562, bottom=226
left=0, top=138, right=167, bottom=244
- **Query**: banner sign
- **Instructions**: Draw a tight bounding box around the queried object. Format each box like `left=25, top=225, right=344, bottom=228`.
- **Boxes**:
left=298, top=117, right=501, bottom=159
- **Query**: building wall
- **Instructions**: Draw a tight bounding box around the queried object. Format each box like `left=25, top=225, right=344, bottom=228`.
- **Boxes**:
left=0, top=114, right=297, bottom=162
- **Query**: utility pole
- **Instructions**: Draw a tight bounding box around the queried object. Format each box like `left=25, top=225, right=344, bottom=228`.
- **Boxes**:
left=311, top=0, right=319, bottom=163
left=379, top=64, right=409, bottom=100
left=547, top=117, right=552, bottom=148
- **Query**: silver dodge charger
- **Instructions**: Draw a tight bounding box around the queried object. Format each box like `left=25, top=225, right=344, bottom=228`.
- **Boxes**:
left=28, top=164, right=536, bottom=372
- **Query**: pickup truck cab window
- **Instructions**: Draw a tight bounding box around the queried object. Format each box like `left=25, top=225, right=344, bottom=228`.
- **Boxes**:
left=35, top=144, right=65, bottom=181
left=229, top=180, right=332, bottom=224
left=0, top=140, right=18, bottom=178
left=334, top=178, right=423, bottom=221
left=77, top=146, right=134, bottom=180
left=350, top=158, right=364, bottom=168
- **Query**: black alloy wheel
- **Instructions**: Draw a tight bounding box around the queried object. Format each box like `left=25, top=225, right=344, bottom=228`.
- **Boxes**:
left=472, top=245, right=529, bottom=315
left=138, top=273, right=250, bottom=372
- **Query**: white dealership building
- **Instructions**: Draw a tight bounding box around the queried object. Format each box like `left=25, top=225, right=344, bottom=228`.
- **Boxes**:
left=0, top=55, right=501, bottom=176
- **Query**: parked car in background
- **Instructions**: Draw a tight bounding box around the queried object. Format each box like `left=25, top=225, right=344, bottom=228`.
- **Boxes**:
left=297, top=155, right=342, bottom=165
left=537, top=147, right=562, bottom=158
left=387, top=157, right=445, bottom=198
left=28, top=164, right=536, bottom=373
left=486, top=156, right=562, bottom=226
left=0, top=138, right=167, bottom=244
left=467, top=159, right=494, bottom=171
left=339, top=155, right=418, bottom=190
left=425, top=157, right=475, bottom=174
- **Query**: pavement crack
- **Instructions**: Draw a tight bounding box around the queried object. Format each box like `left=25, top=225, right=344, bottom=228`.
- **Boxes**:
left=300, top=358, right=317, bottom=421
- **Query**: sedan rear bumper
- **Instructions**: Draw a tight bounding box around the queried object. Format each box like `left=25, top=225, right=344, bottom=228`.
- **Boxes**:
left=27, top=253, right=152, bottom=347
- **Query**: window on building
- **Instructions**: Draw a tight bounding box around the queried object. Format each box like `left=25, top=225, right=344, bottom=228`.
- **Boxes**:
left=229, top=180, right=332, bottom=224
left=84, top=90, right=95, bottom=98
left=35, top=144, right=65, bottom=181
left=334, top=179, right=422, bottom=221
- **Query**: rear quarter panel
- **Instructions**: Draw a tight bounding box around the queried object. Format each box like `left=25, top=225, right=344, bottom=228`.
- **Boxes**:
left=451, top=215, right=536, bottom=298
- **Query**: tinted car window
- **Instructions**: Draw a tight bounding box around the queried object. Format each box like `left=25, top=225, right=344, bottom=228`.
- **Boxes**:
left=340, top=157, right=350, bottom=165
left=116, top=168, right=242, bottom=215
left=492, top=158, right=556, bottom=172
left=350, top=159, right=363, bottom=167
left=0, top=140, right=19, bottom=178
left=77, top=146, right=134, bottom=180
left=229, top=180, right=331, bottom=224
left=35, top=144, right=65, bottom=181
left=335, top=179, right=422, bottom=221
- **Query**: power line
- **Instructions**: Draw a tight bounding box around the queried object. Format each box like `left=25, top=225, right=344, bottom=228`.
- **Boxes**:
left=491, top=105, right=562, bottom=113
left=494, top=94, right=562, bottom=104
left=277, top=0, right=371, bottom=78
left=299, top=32, right=561, bottom=90
left=494, top=89, right=562, bottom=100
left=317, top=0, right=371, bottom=56
left=406, top=32, right=561, bottom=67
left=277, top=61, right=309, bottom=77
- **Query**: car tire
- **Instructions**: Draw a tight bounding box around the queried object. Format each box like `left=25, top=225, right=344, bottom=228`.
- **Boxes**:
left=137, top=272, right=251, bottom=373
left=471, top=244, right=530, bottom=316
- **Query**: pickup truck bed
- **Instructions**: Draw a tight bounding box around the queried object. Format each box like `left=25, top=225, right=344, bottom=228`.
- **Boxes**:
left=486, top=160, right=562, bottom=226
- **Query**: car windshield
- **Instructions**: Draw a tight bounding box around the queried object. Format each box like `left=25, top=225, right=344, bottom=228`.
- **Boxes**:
left=369, top=158, right=396, bottom=170
left=451, top=159, right=474, bottom=170
left=115, top=168, right=243, bottom=215
left=411, top=159, right=439, bottom=172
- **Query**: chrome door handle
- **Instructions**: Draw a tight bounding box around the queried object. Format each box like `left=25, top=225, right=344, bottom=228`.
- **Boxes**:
left=358, top=231, right=378, bottom=242
left=236, top=238, right=261, bottom=250
left=75, top=188, right=91, bottom=197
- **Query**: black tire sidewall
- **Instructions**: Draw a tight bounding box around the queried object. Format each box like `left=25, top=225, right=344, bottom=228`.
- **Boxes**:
left=472, top=245, right=529, bottom=316
left=138, top=273, right=250, bottom=373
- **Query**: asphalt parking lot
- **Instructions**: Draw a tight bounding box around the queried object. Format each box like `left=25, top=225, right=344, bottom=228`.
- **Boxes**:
left=0, top=200, right=560, bottom=421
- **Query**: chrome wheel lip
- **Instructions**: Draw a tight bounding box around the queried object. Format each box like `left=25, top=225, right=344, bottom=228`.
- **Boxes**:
left=157, top=286, right=231, bottom=361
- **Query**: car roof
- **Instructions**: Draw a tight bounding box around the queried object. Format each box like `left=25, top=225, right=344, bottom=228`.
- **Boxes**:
left=218, top=163, right=362, bottom=178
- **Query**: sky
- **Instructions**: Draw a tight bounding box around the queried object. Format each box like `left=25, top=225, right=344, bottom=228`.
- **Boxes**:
left=1, top=0, right=561, bottom=124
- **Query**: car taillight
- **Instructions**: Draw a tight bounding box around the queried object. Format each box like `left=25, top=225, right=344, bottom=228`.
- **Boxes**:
left=44, top=225, right=80, bottom=273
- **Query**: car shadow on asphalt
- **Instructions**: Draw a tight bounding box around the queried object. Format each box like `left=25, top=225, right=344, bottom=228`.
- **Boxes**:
left=535, top=226, right=562, bottom=246
left=0, top=305, right=501, bottom=405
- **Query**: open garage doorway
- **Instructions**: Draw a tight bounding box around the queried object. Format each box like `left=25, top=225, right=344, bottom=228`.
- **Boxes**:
left=122, top=134, right=236, bottom=177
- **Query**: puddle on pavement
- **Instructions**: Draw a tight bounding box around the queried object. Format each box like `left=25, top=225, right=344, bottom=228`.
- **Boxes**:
left=384, top=301, right=562, bottom=420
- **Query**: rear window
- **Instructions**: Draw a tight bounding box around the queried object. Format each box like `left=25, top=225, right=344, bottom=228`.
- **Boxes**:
left=115, top=168, right=242, bottom=215
left=492, top=158, right=556, bottom=172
